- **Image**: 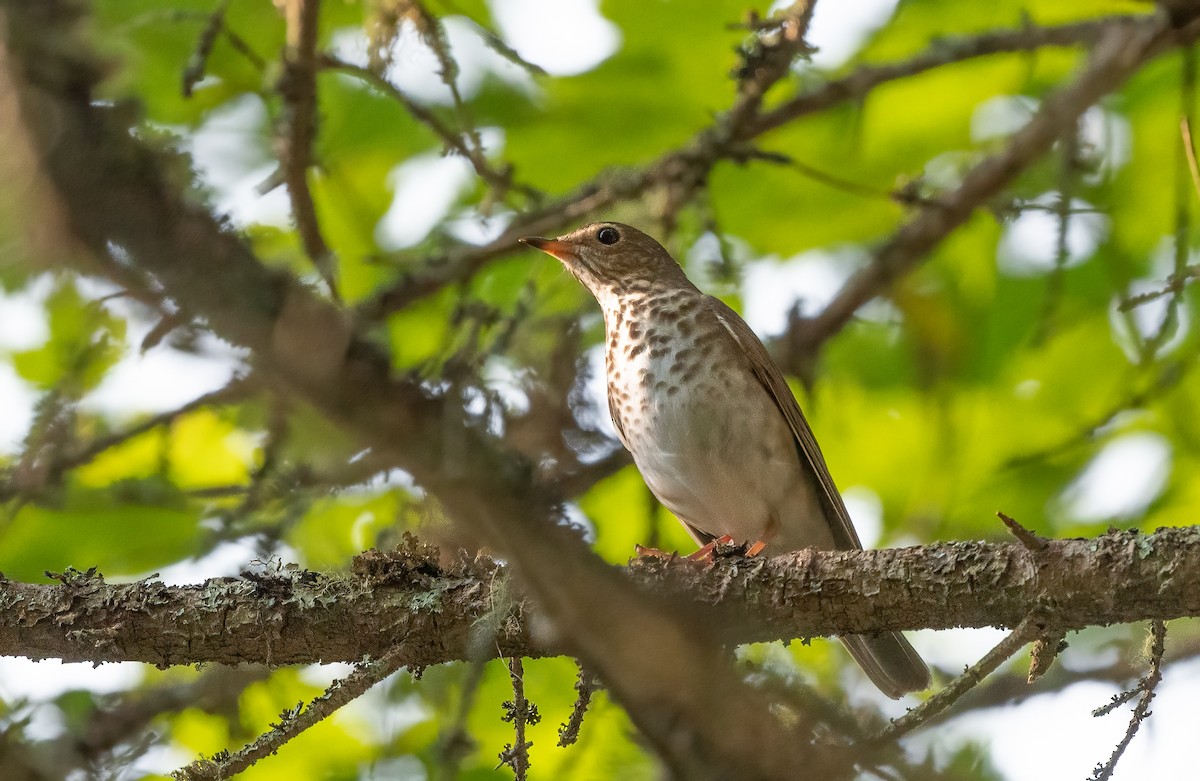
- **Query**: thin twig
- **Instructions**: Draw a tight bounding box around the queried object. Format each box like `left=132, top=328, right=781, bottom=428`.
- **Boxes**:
left=473, top=23, right=547, bottom=76
left=171, top=646, right=409, bottom=780
left=875, top=613, right=1045, bottom=743
left=750, top=17, right=1125, bottom=137
left=319, top=55, right=539, bottom=201
left=435, top=658, right=487, bottom=781
left=557, top=663, right=598, bottom=747
left=794, top=18, right=1186, bottom=356
left=279, top=0, right=339, bottom=299
left=1136, top=45, right=1197, bottom=362
left=1118, top=265, right=1200, bottom=310
left=1088, top=620, right=1167, bottom=781
left=498, top=657, right=540, bottom=780
left=1031, top=124, right=1080, bottom=345
left=363, top=16, right=1138, bottom=324
left=997, top=512, right=1048, bottom=552
left=62, top=378, right=252, bottom=473
left=407, top=3, right=485, bottom=171
left=1182, top=115, right=1200, bottom=201
left=181, top=0, right=229, bottom=97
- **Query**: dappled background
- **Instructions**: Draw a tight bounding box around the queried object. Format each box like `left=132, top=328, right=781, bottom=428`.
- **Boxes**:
left=1, top=0, right=1199, bottom=779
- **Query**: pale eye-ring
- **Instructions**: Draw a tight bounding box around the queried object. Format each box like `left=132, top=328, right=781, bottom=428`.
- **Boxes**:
left=597, top=226, right=620, bottom=245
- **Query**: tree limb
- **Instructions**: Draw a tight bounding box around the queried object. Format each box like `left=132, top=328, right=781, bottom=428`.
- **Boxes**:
left=5, top=527, right=1200, bottom=668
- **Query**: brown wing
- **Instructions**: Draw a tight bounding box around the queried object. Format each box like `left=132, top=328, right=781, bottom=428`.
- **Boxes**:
left=606, top=385, right=629, bottom=450
left=708, top=297, right=863, bottom=551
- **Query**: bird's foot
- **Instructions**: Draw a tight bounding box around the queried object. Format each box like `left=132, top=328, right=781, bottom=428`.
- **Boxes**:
left=745, top=539, right=767, bottom=557
left=683, top=535, right=738, bottom=564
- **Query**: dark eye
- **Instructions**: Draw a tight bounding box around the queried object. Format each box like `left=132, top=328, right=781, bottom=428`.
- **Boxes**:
left=597, top=226, right=620, bottom=245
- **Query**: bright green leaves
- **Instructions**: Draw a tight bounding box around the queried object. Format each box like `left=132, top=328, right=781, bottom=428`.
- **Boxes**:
left=290, top=490, right=405, bottom=567
left=12, top=281, right=126, bottom=396
left=577, top=465, right=693, bottom=564
left=0, top=498, right=202, bottom=581
left=502, top=0, right=751, bottom=191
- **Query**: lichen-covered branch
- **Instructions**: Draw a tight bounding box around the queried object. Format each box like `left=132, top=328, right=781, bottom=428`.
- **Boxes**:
left=5, top=527, right=1200, bottom=669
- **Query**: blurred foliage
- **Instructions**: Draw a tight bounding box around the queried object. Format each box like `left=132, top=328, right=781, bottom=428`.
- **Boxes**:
left=2, top=0, right=1200, bottom=778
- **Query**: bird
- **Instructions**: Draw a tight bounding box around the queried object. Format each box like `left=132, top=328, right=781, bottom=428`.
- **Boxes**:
left=520, top=221, right=930, bottom=699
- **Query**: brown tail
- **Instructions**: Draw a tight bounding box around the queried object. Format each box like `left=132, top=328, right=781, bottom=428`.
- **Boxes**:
left=840, top=632, right=930, bottom=699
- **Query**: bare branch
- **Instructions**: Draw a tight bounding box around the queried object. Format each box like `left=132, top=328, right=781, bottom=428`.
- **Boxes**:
left=749, top=17, right=1123, bottom=137
left=279, top=0, right=338, bottom=298
left=875, top=612, right=1044, bottom=743
left=791, top=16, right=1200, bottom=357
left=498, top=657, right=539, bottom=780
left=363, top=15, right=1151, bottom=324
left=557, top=664, right=598, bottom=748
left=172, top=646, right=409, bottom=780
left=319, top=54, right=539, bottom=201
left=181, top=0, right=229, bottom=97
left=1089, top=620, right=1167, bottom=781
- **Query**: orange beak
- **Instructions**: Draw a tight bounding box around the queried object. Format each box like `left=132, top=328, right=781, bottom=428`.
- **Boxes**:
left=519, top=236, right=576, bottom=261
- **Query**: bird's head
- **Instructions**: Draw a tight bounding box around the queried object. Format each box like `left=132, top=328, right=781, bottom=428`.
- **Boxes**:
left=520, top=222, right=691, bottom=299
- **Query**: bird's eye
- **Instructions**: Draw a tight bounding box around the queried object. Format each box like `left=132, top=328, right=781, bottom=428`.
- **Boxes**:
left=597, top=226, right=620, bottom=245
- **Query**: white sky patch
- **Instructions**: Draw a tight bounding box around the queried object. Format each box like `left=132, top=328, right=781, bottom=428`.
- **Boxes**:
left=842, top=486, right=882, bottom=548
left=183, top=95, right=292, bottom=228
left=997, top=194, right=1109, bottom=276
left=1061, top=432, right=1171, bottom=522
left=127, top=538, right=266, bottom=586
left=0, top=274, right=51, bottom=350
left=82, top=335, right=240, bottom=417
left=0, top=363, right=35, bottom=454
left=1079, top=105, right=1132, bottom=179
left=483, top=357, right=532, bottom=416
left=921, top=658, right=1200, bottom=779
left=445, top=208, right=515, bottom=245
left=971, top=95, right=1039, bottom=142
left=375, top=127, right=508, bottom=249
left=0, top=658, right=143, bottom=701
left=489, top=0, right=621, bottom=76
left=800, top=0, right=899, bottom=68
left=742, top=250, right=853, bottom=335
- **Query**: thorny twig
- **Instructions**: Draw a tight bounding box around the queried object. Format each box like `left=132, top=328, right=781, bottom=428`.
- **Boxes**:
left=1031, top=123, right=1081, bottom=346
left=1088, top=620, right=1167, bottom=781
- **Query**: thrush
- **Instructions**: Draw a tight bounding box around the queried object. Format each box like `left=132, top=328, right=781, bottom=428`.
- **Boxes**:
left=521, top=221, right=930, bottom=699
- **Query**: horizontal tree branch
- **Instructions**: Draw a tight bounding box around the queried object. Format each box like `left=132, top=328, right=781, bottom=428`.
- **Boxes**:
left=4, top=527, right=1198, bottom=668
